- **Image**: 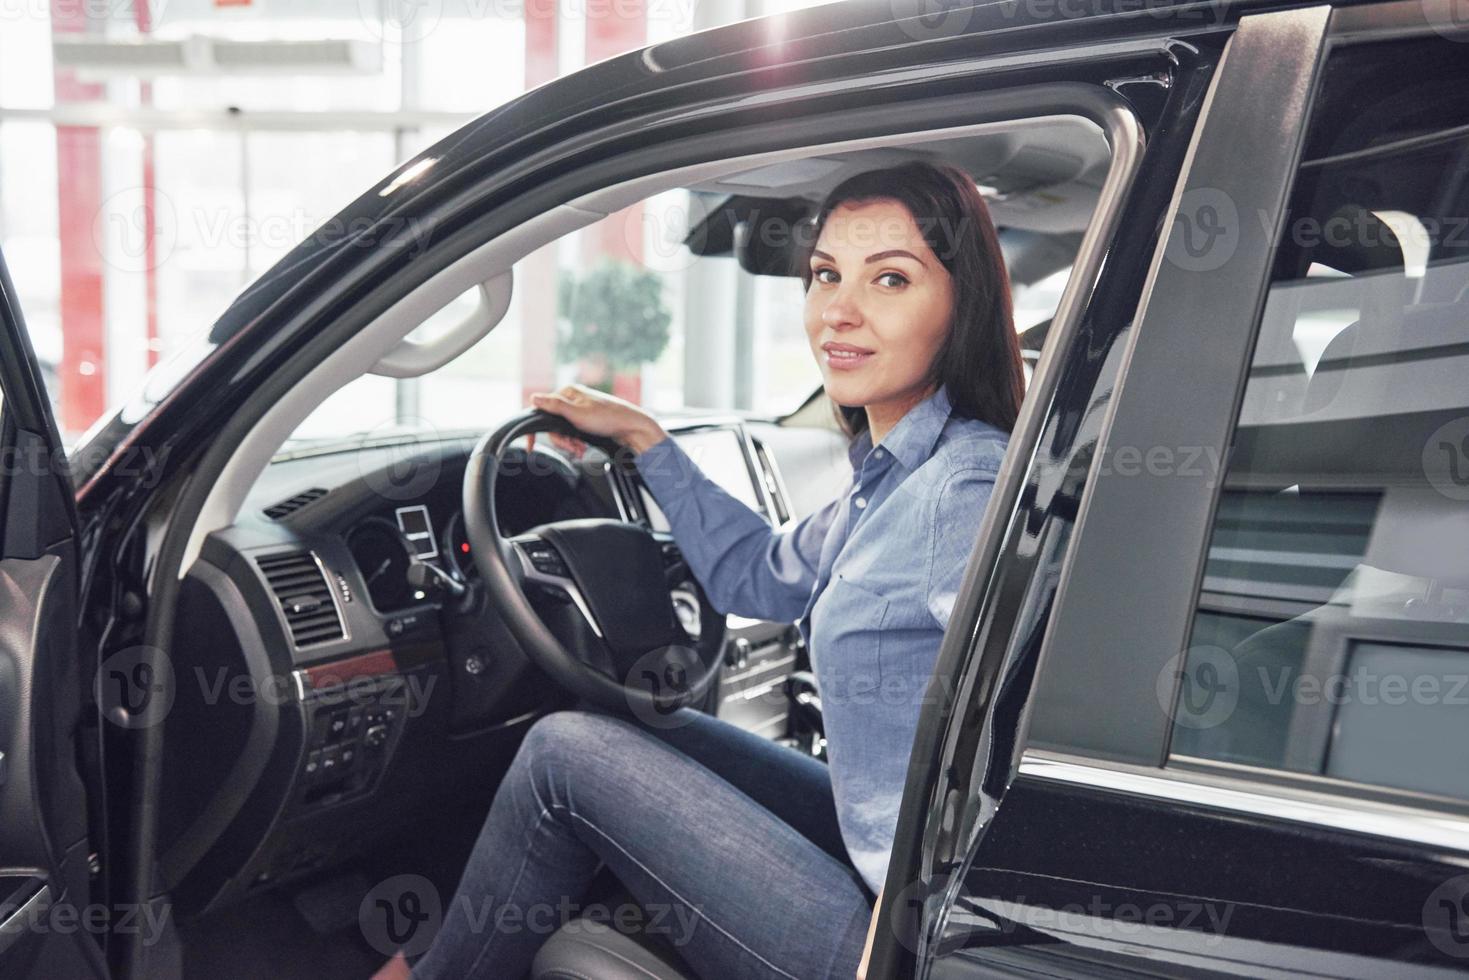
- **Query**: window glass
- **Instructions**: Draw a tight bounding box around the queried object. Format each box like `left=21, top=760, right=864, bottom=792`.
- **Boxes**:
left=283, top=191, right=825, bottom=448
left=1169, top=37, right=1469, bottom=802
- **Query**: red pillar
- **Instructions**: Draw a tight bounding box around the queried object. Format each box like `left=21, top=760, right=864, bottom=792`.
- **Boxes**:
left=137, top=0, right=160, bottom=369
left=51, top=0, right=107, bottom=435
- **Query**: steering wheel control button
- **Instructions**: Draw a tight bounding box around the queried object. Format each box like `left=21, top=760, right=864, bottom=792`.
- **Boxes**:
left=522, top=541, right=570, bottom=577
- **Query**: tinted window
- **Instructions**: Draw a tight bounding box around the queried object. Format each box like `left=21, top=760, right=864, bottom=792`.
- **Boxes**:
left=1169, top=37, right=1469, bottom=802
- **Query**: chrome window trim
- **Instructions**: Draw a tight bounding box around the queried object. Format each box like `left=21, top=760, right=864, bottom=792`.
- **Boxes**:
left=1019, top=749, right=1469, bottom=854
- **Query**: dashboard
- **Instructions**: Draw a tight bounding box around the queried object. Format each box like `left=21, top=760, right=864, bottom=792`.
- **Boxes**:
left=156, top=415, right=850, bottom=920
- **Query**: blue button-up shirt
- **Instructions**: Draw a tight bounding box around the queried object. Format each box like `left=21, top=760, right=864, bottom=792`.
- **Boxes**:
left=635, top=386, right=1009, bottom=893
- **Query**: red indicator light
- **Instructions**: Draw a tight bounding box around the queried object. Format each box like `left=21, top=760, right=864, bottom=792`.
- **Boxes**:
left=460, top=542, right=470, bottom=554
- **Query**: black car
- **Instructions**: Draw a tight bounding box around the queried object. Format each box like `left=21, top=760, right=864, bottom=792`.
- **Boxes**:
left=3, top=0, right=1469, bottom=977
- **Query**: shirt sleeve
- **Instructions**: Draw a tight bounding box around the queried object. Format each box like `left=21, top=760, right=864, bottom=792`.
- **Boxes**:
left=925, top=466, right=1001, bottom=630
left=635, top=435, right=832, bottom=624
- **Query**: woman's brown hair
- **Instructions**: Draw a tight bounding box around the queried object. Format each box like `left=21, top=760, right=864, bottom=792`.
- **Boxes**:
left=798, top=160, right=1025, bottom=436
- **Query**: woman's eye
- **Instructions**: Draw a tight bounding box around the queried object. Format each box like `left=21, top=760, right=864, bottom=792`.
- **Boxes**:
left=876, top=272, right=909, bottom=288
left=813, top=267, right=839, bottom=284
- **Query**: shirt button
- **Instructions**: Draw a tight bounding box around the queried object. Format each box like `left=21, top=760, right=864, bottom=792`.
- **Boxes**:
left=854, top=496, right=867, bottom=509
left=874, top=448, right=885, bottom=459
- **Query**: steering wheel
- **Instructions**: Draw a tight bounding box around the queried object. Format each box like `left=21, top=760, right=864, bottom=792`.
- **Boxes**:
left=463, top=410, right=726, bottom=721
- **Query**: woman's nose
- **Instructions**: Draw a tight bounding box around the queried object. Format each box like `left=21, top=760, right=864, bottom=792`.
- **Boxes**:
left=821, top=287, right=862, bottom=330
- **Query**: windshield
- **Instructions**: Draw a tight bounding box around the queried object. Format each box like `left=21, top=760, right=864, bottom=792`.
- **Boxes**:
left=283, top=191, right=822, bottom=451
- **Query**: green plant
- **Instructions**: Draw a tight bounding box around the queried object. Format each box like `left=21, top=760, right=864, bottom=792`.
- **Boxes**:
left=557, top=261, right=672, bottom=378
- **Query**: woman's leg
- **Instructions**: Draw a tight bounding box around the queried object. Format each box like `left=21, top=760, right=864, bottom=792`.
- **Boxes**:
left=410, top=711, right=871, bottom=980
left=639, top=707, right=853, bottom=872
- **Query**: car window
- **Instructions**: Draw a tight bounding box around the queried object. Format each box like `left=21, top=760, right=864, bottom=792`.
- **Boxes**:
left=283, top=195, right=820, bottom=448
left=1168, top=36, right=1469, bottom=802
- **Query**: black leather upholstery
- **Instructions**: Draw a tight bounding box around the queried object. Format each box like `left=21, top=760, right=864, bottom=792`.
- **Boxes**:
left=531, top=920, right=695, bottom=980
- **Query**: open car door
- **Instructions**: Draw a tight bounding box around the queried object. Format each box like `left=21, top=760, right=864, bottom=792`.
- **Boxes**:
left=0, top=246, right=108, bottom=978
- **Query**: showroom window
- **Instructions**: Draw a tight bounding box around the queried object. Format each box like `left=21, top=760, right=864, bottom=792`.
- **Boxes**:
left=1168, top=36, right=1469, bottom=803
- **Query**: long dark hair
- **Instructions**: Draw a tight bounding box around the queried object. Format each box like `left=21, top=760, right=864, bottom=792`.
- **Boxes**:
left=798, top=160, right=1024, bottom=436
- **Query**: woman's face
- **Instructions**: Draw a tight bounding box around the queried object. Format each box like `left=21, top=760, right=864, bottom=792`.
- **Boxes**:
left=803, top=198, right=955, bottom=415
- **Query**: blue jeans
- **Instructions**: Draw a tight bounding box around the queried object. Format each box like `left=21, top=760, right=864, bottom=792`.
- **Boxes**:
left=410, top=709, right=873, bottom=980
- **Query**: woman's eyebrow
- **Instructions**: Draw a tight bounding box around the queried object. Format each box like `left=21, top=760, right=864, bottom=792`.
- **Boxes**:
left=865, top=248, right=925, bottom=266
left=809, top=248, right=926, bottom=265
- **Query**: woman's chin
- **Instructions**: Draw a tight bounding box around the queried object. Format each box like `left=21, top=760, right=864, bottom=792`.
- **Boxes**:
left=822, top=379, right=870, bottom=409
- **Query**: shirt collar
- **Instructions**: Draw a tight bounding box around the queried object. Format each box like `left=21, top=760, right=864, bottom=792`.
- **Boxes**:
left=845, top=385, right=954, bottom=472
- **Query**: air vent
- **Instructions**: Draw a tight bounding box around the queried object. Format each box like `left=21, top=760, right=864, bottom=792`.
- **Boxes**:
left=264, top=487, right=328, bottom=520
left=752, top=440, right=792, bottom=526
left=256, top=551, right=346, bottom=648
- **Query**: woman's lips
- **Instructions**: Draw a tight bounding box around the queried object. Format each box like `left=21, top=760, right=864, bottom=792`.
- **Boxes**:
left=822, top=341, right=875, bottom=371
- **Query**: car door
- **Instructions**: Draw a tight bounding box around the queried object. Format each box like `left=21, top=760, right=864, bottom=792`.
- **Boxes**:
left=876, top=2, right=1469, bottom=978
left=0, top=246, right=108, bottom=978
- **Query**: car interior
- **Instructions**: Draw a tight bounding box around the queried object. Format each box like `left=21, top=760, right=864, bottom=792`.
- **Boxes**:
left=150, top=114, right=1114, bottom=978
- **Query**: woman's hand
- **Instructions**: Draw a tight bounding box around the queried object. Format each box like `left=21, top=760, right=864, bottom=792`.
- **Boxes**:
left=529, top=384, right=668, bottom=455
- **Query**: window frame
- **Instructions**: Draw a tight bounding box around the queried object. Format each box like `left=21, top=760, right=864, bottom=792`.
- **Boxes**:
left=1020, top=0, right=1469, bottom=842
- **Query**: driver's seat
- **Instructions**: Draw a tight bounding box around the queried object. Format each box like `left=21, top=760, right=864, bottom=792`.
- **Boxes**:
left=532, top=918, right=695, bottom=979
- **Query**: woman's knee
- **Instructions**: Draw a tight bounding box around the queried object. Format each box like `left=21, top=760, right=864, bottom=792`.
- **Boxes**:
left=515, top=711, right=644, bottom=795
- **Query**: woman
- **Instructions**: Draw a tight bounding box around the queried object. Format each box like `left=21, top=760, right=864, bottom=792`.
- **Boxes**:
left=386, top=160, right=1023, bottom=979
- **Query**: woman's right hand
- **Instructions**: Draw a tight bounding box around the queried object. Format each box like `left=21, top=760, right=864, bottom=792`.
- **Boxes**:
left=529, top=384, right=669, bottom=455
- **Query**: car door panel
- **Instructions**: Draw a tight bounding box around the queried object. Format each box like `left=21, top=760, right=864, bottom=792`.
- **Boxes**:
left=0, top=250, right=105, bottom=978
left=901, top=5, right=1469, bottom=979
